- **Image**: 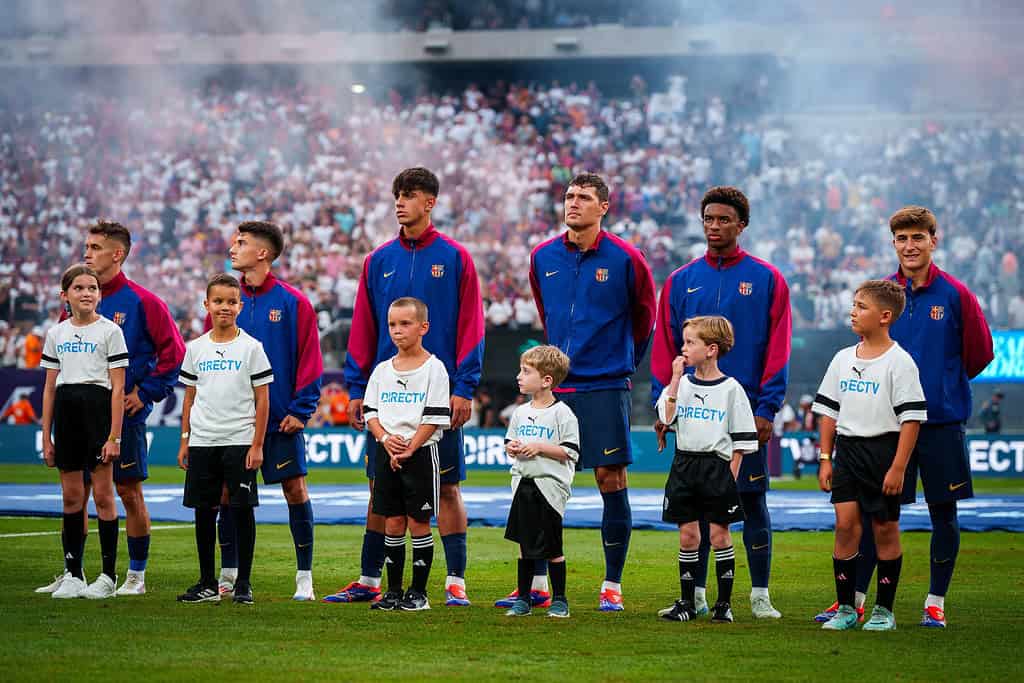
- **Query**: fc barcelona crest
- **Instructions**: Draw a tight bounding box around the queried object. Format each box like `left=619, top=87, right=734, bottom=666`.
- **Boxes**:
left=112, top=312, right=126, bottom=326
left=739, top=281, right=753, bottom=296
left=269, top=309, right=282, bottom=322
left=431, top=264, right=445, bottom=278
left=595, top=268, right=609, bottom=282
left=930, top=306, right=944, bottom=321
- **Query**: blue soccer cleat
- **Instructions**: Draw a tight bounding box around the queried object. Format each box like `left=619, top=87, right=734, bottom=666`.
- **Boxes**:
left=920, top=605, right=946, bottom=628
left=445, top=584, right=471, bottom=607
left=599, top=588, right=624, bottom=612
left=494, top=589, right=551, bottom=609
left=323, top=581, right=381, bottom=603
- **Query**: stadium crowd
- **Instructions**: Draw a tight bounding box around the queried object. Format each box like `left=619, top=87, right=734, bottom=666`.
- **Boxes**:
left=1, top=74, right=1023, bottom=372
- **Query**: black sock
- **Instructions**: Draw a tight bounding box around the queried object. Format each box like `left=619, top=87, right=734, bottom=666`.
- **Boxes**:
left=384, top=535, right=406, bottom=593
left=411, top=534, right=433, bottom=593
left=715, top=545, right=736, bottom=604
left=549, top=560, right=567, bottom=601
left=195, top=507, right=218, bottom=585
left=834, top=554, right=859, bottom=608
left=234, top=506, right=256, bottom=586
left=98, top=517, right=118, bottom=581
left=81, top=532, right=88, bottom=563
left=517, top=558, right=533, bottom=603
left=876, top=555, right=903, bottom=611
left=62, top=509, right=85, bottom=580
left=679, top=548, right=699, bottom=603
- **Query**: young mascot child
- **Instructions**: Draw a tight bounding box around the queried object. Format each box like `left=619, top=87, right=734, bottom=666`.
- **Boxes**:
left=655, top=316, right=758, bottom=623
left=813, top=280, right=926, bottom=631
left=503, top=345, right=579, bottom=618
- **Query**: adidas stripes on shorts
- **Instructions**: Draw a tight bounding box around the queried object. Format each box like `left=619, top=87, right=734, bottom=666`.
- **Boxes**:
left=372, top=443, right=440, bottom=522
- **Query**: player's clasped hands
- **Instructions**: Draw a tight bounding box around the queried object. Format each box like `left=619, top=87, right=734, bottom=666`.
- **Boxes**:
left=505, top=439, right=538, bottom=459
left=382, top=433, right=411, bottom=470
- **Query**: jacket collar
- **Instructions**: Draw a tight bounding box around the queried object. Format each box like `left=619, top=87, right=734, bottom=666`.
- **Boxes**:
left=101, top=271, right=128, bottom=297
left=398, top=223, right=440, bottom=250
left=894, top=262, right=940, bottom=289
left=703, top=245, right=747, bottom=269
left=242, top=271, right=278, bottom=296
left=561, top=228, right=606, bottom=252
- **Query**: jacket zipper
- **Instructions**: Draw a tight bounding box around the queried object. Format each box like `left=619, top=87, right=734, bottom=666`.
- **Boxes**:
left=565, top=250, right=582, bottom=357
left=716, top=256, right=724, bottom=311
left=407, top=239, right=418, bottom=296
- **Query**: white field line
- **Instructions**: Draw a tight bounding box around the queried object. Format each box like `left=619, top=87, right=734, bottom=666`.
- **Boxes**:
left=0, top=523, right=193, bottom=539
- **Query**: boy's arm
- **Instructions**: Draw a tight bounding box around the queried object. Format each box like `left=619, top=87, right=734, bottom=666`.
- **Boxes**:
left=884, top=421, right=920, bottom=496
left=177, top=347, right=197, bottom=470
left=248, top=384, right=269, bottom=470
left=816, top=415, right=837, bottom=492
left=102, top=366, right=125, bottom=463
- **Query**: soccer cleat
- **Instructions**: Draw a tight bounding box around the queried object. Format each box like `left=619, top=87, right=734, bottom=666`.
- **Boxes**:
left=445, top=583, right=471, bottom=607
left=177, top=582, right=221, bottom=603
left=398, top=589, right=431, bottom=612
left=116, top=572, right=146, bottom=596
left=371, top=590, right=403, bottom=611
left=751, top=595, right=783, bottom=619
left=81, top=574, right=117, bottom=600
left=599, top=588, right=624, bottom=612
left=505, top=599, right=531, bottom=617
left=218, top=577, right=235, bottom=597
left=694, top=598, right=710, bottom=617
left=658, top=599, right=698, bottom=622
left=51, top=575, right=87, bottom=599
left=547, top=599, right=570, bottom=618
left=233, top=582, right=254, bottom=605
left=292, top=570, right=315, bottom=601
left=36, top=571, right=73, bottom=594
left=815, top=601, right=865, bottom=623
left=323, top=581, right=381, bottom=603
left=711, top=601, right=734, bottom=623
left=920, top=605, right=946, bottom=628
left=862, top=605, right=897, bottom=631
left=494, top=588, right=552, bottom=609
left=821, top=604, right=859, bottom=630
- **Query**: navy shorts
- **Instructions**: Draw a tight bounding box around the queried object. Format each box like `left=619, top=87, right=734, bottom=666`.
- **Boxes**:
left=113, top=421, right=149, bottom=484
left=901, top=423, right=973, bottom=505
left=557, top=389, right=632, bottom=470
left=366, top=428, right=465, bottom=485
left=260, top=431, right=308, bottom=484
left=736, top=441, right=770, bottom=494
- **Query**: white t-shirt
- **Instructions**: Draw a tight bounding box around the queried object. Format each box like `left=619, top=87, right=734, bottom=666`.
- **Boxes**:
left=363, top=354, right=450, bottom=446
left=656, top=374, right=759, bottom=461
left=40, top=316, right=129, bottom=389
left=179, top=330, right=274, bottom=447
left=504, top=399, right=580, bottom=516
left=812, top=342, right=927, bottom=438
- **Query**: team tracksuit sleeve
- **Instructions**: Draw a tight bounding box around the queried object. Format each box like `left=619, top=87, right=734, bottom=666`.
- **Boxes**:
left=135, top=293, right=186, bottom=404
left=528, top=256, right=547, bottom=337
left=959, top=285, right=995, bottom=379
left=729, top=383, right=760, bottom=454
left=629, top=249, right=657, bottom=365
left=453, top=248, right=485, bottom=400
left=812, top=354, right=841, bottom=421
left=892, top=355, right=928, bottom=423
left=287, top=293, right=324, bottom=423
left=650, top=275, right=682, bottom=409
left=755, top=270, right=792, bottom=421
left=422, top=359, right=452, bottom=428
left=343, top=254, right=378, bottom=401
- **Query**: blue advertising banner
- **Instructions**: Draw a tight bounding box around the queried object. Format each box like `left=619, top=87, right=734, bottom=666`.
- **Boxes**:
left=975, top=330, right=1024, bottom=383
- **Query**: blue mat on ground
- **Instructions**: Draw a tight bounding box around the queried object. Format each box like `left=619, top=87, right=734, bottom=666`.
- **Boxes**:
left=1, top=484, right=1022, bottom=532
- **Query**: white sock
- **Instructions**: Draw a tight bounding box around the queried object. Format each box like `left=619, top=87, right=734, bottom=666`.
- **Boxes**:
left=855, top=591, right=867, bottom=609
left=296, top=569, right=312, bottom=580
left=531, top=574, right=549, bottom=592
left=445, top=575, right=465, bottom=589
left=751, top=586, right=769, bottom=599
left=219, top=568, right=237, bottom=582
left=358, top=575, right=381, bottom=588
left=694, top=587, right=707, bottom=605
left=601, top=580, right=621, bottom=593
left=127, top=569, right=145, bottom=580
left=925, top=593, right=945, bottom=610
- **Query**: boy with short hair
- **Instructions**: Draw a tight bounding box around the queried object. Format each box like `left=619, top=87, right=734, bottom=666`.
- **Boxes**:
left=813, top=279, right=927, bottom=631
left=503, top=345, right=579, bottom=618
left=655, top=315, right=758, bottom=623
left=364, top=297, right=451, bottom=612
left=177, top=274, right=273, bottom=605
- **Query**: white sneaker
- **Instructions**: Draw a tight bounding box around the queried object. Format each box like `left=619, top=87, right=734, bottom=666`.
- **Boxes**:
left=293, top=570, right=315, bottom=601
left=218, top=570, right=237, bottom=596
left=36, top=571, right=71, bottom=594
left=751, top=594, right=782, bottom=619
left=81, top=574, right=117, bottom=600
left=116, top=571, right=146, bottom=596
left=52, top=575, right=87, bottom=599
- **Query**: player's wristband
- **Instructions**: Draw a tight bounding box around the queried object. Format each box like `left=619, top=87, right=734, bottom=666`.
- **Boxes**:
left=818, top=451, right=832, bottom=462
left=666, top=397, right=677, bottom=403
left=379, top=433, right=390, bottom=445
left=108, top=435, right=121, bottom=444
left=181, top=431, right=190, bottom=439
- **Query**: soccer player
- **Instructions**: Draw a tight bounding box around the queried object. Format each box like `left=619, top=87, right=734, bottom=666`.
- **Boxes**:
left=813, top=280, right=927, bottom=631
left=216, top=221, right=323, bottom=601
left=332, top=167, right=484, bottom=607
left=651, top=186, right=789, bottom=619
left=40, top=264, right=128, bottom=599
left=526, top=173, right=656, bottom=612
left=364, top=298, right=451, bottom=611
left=36, top=222, right=185, bottom=597
left=814, top=206, right=993, bottom=628
left=503, top=345, right=579, bottom=618
left=177, top=274, right=272, bottom=605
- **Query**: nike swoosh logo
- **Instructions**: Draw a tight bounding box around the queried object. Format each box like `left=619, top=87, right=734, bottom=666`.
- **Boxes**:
left=546, top=271, right=558, bottom=277
left=439, top=466, right=455, bottom=475
left=276, top=459, right=294, bottom=470
left=383, top=271, right=395, bottom=278
left=297, top=542, right=312, bottom=549
left=119, top=461, right=136, bottom=469
left=603, top=447, right=621, bottom=456
left=752, top=543, right=769, bottom=551
left=748, top=474, right=766, bottom=482
left=949, top=481, right=968, bottom=491
left=603, top=541, right=621, bottom=547
left=687, top=287, right=702, bottom=293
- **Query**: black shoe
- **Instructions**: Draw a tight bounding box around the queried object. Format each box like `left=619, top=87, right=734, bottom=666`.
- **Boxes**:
left=233, top=582, right=254, bottom=605
left=711, top=601, right=734, bottom=623
left=398, top=589, right=430, bottom=611
left=658, top=599, right=697, bottom=622
left=371, top=590, right=403, bottom=611
left=177, top=582, right=220, bottom=603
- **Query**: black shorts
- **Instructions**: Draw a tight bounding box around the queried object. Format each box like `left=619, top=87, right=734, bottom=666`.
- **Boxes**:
left=504, top=478, right=564, bottom=560
left=53, top=384, right=111, bottom=472
left=662, top=451, right=744, bottom=526
left=183, top=445, right=259, bottom=509
left=372, top=443, right=439, bottom=523
left=831, top=433, right=901, bottom=522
